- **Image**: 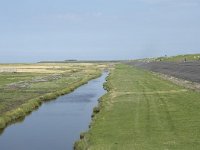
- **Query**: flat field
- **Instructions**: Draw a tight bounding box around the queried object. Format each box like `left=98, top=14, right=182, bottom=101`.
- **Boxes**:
left=76, top=64, right=200, bottom=150
left=0, top=63, right=107, bottom=129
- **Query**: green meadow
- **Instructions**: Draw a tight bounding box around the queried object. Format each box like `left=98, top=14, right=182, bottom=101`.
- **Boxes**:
left=75, top=64, right=200, bottom=150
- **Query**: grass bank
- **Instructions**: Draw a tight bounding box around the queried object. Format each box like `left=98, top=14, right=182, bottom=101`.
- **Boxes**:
left=155, top=54, right=200, bottom=62
left=0, top=63, right=105, bottom=130
left=75, top=64, right=200, bottom=150
left=131, top=53, right=200, bottom=63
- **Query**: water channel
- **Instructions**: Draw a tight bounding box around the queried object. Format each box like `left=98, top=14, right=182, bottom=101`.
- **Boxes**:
left=0, top=72, right=108, bottom=150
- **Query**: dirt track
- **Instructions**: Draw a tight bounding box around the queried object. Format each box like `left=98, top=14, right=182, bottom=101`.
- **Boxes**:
left=127, top=61, right=200, bottom=83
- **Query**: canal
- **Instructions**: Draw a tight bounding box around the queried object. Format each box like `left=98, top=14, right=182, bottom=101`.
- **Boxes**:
left=0, top=72, right=108, bottom=150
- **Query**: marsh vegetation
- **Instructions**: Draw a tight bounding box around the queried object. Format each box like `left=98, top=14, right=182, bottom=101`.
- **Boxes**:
left=0, top=72, right=108, bottom=150
left=0, top=63, right=108, bottom=130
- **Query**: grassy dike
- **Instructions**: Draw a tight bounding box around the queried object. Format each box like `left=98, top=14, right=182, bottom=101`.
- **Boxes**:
left=0, top=71, right=101, bottom=130
left=75, top=64, right=200, bottom=150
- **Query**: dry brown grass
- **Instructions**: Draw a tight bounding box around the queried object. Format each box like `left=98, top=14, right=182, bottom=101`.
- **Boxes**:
left=0, top=63, right=107, bottom=74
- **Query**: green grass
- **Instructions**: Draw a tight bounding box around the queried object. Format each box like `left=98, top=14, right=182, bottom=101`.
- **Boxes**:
left=132, top=53, right=200, bottom=62
left=155, top=54, right=200, bottom=62
left=0, top=63, right=104, bottom=130
left=75, top=64, right=200, bottom=150
left=0, top=72, right=47, bottom=87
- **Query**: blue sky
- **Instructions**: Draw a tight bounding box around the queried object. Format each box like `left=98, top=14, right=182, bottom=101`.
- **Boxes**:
left=0, top=0, right=200, bottom=62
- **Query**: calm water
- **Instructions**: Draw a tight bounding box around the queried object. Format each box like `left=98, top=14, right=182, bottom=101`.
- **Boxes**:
left=0, top=72, right=108, bottom=150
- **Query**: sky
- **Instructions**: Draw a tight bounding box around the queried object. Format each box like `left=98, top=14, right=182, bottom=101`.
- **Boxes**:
left=0, top=0, right=200, bottom=62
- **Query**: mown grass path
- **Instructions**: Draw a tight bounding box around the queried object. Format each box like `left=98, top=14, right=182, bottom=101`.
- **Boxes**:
left=76, top=64, right=200, bottom=150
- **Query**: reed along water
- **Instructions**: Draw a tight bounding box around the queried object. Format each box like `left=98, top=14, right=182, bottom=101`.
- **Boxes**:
left=0, top=72, right=108, bottom=150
